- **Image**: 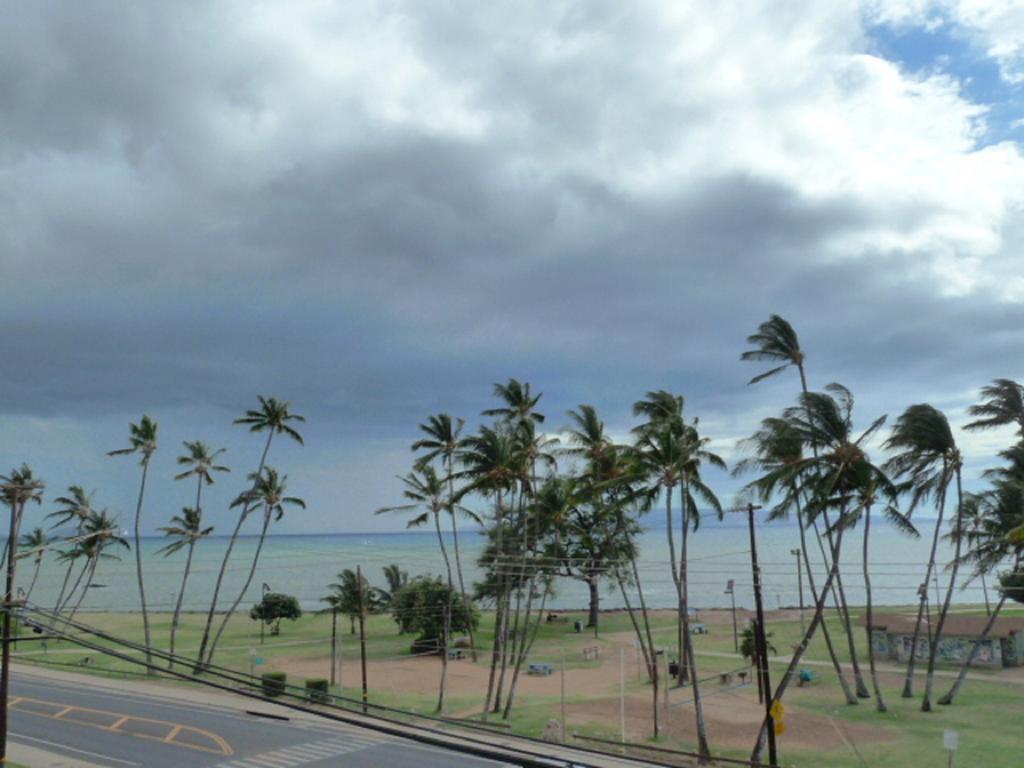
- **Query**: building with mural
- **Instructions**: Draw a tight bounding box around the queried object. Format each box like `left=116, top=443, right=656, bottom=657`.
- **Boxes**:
left=861, top=613, right=1024, bottom=669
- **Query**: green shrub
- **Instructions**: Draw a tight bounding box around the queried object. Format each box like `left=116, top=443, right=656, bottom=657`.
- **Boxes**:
left=261, top=671, right=287, bottom=698
left=305, top=678, right=329, bottom=703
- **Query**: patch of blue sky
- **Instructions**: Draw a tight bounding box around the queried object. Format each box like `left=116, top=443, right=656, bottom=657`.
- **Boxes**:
left=866, top=19, right=1023, bottom=147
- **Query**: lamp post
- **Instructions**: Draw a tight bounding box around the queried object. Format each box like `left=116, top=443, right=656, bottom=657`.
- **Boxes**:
left=260, top=583, right=271, bottom=645
left=725, top=580, right=738, bottom=653
left=790, top=548, right=805, bottom=635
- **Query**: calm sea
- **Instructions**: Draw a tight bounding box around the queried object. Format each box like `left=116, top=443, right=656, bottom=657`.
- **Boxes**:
left=16, top=514, right=981, bottom=615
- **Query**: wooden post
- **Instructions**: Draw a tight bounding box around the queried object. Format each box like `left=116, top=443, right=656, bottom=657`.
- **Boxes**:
left=747, top=503, right=777, bottom=766
left=357, top=565, right=368, bottom=713
left=619, top=646, right=626, bottom=751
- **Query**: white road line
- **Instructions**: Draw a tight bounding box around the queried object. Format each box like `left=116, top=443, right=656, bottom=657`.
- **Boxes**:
left=10, top=732, right=143, bottom=766
left=214, top=736, right=381, bottom=768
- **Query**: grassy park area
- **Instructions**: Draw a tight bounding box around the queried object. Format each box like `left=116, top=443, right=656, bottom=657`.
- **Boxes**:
left=15, top=604, right=1024, bottom=767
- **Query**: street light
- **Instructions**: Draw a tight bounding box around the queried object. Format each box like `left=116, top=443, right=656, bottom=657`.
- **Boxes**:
left=790, top=548, right=805, bottom=635
left=724, top=580, right=738, bottom=652
left=260, top=583, right=271, bottom=645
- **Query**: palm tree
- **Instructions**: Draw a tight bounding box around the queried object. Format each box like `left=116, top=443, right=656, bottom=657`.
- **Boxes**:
left=459, top=425, right=519, bottom=718
left=17, top=528, right=51, bottom=604
left=108, top=415, right=158, bottom=667
left=1, top=466, right=44, bottom=651
left=375, top=564, right=410, bottom=627
left=196, top=396, right=303, bottom=669
left=412, top=414, right=477, bottom=659
left=482, top=379, right=545, bottom=426
left=377, top=465, right=469, bottom=713
left=65, top=510, right=129, bottom=621
left=323, top=569, right=371, bottom=634
left=939, top=484, right=1024, bottom=704
left=742, top=315, right=870, bottom=699
left=175, top=441, right=229, bottom=511
left=205, top=467, right=304, bottom=663
left=749, top=385, right=888, bottom=763
left=965, top=379, right=1024, bottom=434
left=46, top=486, right=96, bottom=622
left=883, top=404, right=960, bottom=699
left=158, top=508, right=214, bottom=665
left=734, top=417, right=857, bottom=704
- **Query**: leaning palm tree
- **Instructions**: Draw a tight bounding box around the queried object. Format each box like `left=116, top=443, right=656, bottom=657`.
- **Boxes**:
left=158, top=507, right=214, bottom=665
left=750, top=385, right=888, bottom=763
left=46, top=486, right=96, bottom=622
left=204, top=467, right=304, bottom=663
left=742, top=314, right=870, bottom=699
left=18, top=528, right=51, bottom=604
left=196, top=396, right=303, bottom=669
left=65, top=509, right=129, bottom=622
left=108, top=415, right=158, bottom=667
left=175, top=441, right=229, bottom=512
left=412, top=414, right=477, bottom=660
left=734, top=417, right=857, bottom=704
left=939, top=484, right=1024, bottom=704
left=965, top=379, right=1024, bottom=435
left=883, top=404, right=960, bottom=699
left=377, top=465, right=469, bottom=713
left=1, top=466, right=45, bottom=638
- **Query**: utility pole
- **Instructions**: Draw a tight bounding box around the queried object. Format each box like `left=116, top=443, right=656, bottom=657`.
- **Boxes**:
left=0, top=491, right=27, bottom=764
left=725, top=580, right=738, bottom=653
left=330, top=606, right=338, bottom=687
left=560, top=646, right=567, bottom=743
left=744, top=502, right=777, bottom=767
left=790, top=548, right=805, bottom=635
left=356, top=565, right=368, bottom=713
left=619, top=646, right=626, bottom=751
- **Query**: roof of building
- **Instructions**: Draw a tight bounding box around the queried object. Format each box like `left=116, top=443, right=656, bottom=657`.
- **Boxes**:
left=860, top=612, right=1024, bottom=639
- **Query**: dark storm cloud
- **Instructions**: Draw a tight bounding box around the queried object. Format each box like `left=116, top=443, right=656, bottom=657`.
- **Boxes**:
left=2, top=1, right=1022, bottom=530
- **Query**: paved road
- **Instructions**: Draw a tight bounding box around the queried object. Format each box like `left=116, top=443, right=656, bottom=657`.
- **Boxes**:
left=9, top=671, right=513, bottom=768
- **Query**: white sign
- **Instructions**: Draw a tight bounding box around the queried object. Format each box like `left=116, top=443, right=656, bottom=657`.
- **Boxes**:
left=944, top=730, right=959, bottom=751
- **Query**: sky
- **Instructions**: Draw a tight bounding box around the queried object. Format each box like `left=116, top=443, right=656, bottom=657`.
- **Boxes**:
left=2, top=1, right=1023, bottom=534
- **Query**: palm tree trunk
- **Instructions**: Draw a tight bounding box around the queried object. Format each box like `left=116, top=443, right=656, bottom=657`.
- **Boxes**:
left=446, top=457, right=477, bottom=662
left=23, top=558, right=43, bottom=604
left=618, top=575, right=653, bottom=677
left=57, top=558, right=91, bottom=617
left=795, top=496, right=856, bottom=704
left=132, top=459, right=153, bottom=670
left=902, top=488, right=946, bottom=698
left=752, top=524, right=847, bottom=764
left=195, top=432, right=273, bottom=670
left=168, top=540, right=196, bottom=668
left=662, top=485, right=683, bottom=685
left=680, top=483, right=710, bottom=761
left=482, top=489, right=505, bottom=719
left=49, top=558, right=77, bottom=624
left=66, top=556, right=99, bottom=622
left=206, top=509, right=272, bottom=665
left=923, top=468, right=965, bottom=711
left=938, top=561, right=1016, bottom=706
left=862, top=504, right=886, bottom=711
left=433, top=509, right=454, bottom=714
left=502, top=585, right=548, bottom=719
left=493, top=487, right=523, bottom=714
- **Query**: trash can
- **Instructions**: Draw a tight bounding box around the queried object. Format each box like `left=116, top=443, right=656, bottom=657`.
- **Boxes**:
left=573, top=620, right=582, bottom=633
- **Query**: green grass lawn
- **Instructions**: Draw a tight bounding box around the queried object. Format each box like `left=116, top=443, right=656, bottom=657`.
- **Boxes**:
left=15, top=607, right=1024, bottom=767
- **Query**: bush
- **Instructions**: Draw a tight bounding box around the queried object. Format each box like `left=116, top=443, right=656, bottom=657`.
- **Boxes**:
left=261, top=671, right=287, bottom=698
left=305, top=678, right=329, bottom=703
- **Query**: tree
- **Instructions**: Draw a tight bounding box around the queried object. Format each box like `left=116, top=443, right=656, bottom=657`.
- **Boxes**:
left=46, top=486, right=96, bottom=622
left=63, top=510, right=129, bottom=621
left=742, top=314, right=870, bottom=700
left=412, top=413, right=478, bottom=659
left=883, top=404, right=961, bottom=700
left=734, top=416, right=857, bottom=704
left=741, top=622, right=777, bottom=663
left=18, top=528, right=51, bottom=604
left=250, top=593, right=302, bottom=636
left=390, top=576, right=478, bottom=646
left=196, top=396, right=303, bottom=669
left=375, top=564, right=410, bottom=625
left=108, top=415, right=158, bottom=668
left=205, top=467, right=304, bottom=663
left=323, top=568, right=373, bottom=634
left=158, top=507, right=214, bottom=664
left=1, top=466, right=45, bottom=618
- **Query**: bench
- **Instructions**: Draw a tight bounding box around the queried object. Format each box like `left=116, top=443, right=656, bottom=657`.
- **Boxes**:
left=690, top=623, right=708, bottom=635
left=447, top=648, right=465, bottom=660
left=528, top=663, right=554, bottom=677
left=719, top=672, right=733, bottom=685
left=582, top=646, right=600, bottom=661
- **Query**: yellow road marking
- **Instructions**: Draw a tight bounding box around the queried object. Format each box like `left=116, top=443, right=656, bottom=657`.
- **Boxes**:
left=10, top=696, right=232, bottom=756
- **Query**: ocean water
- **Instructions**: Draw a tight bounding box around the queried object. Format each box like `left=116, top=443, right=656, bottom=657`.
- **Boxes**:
left=16, top=513, right=982, bottom=616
